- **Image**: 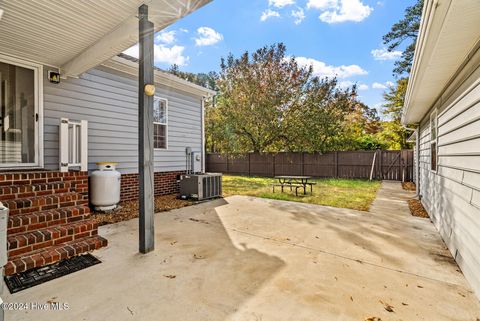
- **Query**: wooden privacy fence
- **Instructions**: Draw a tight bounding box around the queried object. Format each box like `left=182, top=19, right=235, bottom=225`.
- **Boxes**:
left=206, top=150, right=414, bottom=181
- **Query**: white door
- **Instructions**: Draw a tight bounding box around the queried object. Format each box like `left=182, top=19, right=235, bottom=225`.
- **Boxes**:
left=0, top=57, right=42, bottom=168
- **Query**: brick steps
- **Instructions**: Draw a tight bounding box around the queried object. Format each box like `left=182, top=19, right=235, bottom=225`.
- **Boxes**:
left=7, top=205, right=91, bottom=234
left=2, top=192, right=87, bottom=215
left=0, top=181, right=70, bottom=200
left=4, top=235, right=108, bottom=275
left=1, top=170, right=107, bottom=276
left=7, top=220, right=98, bottom=258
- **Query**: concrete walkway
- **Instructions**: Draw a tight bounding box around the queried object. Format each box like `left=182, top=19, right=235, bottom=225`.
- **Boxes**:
left=3, top=181, right=480, bottom=321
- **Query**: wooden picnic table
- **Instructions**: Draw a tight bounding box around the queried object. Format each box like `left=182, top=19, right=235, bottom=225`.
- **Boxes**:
left=272, top=175, right=315, bottom=196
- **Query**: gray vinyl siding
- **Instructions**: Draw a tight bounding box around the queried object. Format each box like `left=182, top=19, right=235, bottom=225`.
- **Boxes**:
left=417, top=45, right=480, bottom=298
left=42, top=66, right=203, bottom=174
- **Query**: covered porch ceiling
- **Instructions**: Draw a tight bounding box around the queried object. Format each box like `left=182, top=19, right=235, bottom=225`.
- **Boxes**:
left=0, top=0, right=212, bottom=77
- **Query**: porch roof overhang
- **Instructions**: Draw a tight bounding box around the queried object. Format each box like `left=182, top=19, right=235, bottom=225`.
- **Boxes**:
left=402, top=0, right=480, bottom=125
left=104, top=54, right=216, bottom=97
left=0, top=0, right=212, bottom=77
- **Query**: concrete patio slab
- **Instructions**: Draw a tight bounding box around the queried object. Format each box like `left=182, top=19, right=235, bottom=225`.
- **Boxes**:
left=3, top=181, right=480, bottom=321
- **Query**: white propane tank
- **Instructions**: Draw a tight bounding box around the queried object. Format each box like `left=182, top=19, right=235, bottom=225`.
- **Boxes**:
left=91, top=162, right=121, bottom=211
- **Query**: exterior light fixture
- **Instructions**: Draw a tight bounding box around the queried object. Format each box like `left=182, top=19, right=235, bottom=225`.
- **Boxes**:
left=144, top=84, right=155, bottom=96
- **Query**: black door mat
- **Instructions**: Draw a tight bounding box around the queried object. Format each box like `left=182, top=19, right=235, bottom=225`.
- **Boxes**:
left=4, top=254, right=101, bottom=294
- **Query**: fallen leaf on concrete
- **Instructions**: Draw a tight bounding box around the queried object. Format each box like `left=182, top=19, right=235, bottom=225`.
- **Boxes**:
left=164, top=275, right=176, bottom=279
left=47, top=297, right=58, bottom=304
left=194, top=254, right=205, bottom=259
left=189, top=218, right=210, bottom=224
left=379, top=300, right=395, bottom=313
left=170, top=241, right=178, bottom=245
left=334, top=276, right=338, bottom=281
left=365, top=317, right=382, bottom=321
left=417, top=285, right=424, bottom=288
left=458, top=292, right=466, bottom=297
left=127, top=306, right=134, bottom=315
left=350, top=296, right=353, bottom=301
left=401, top=302, right=408, bottom=306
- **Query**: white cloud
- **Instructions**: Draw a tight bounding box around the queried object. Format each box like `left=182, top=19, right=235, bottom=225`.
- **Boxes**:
left=195, top=27, right=223, bottom=46
left=371, top=48, right=402, bottom=61
left=307, top=0, right=337, bottom=9
left=123, top=44, right=189, bottom=66
left=307, top=0, right=373, bottom=23
left=372, top=82, right=387, bottom=89
left=179, top=28, right=189, bottom=33
left=156, top=30, right=176, bottom=44
left=338, top=80, right=354, bottom=89
left=261, top=9, right=281, bottom=21
left=371, top=80, right=394, bottom=89
left=292, top=8, right=305, bottom=24
left=295, top=56, right=368, bottom=79
left=338, top=81, right=368, bottom=90
left=269, top=0, right=295, bottom=7
left=358, top=83, right=369, bottom=90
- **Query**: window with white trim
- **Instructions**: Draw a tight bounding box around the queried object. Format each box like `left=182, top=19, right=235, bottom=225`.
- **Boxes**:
left=430, top=109, right=438, bottom=171
left=153, top=97, right=167, bottom=149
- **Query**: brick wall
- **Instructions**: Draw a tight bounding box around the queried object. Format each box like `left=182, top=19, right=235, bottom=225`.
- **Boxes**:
left=120, top=171, right=185, bottom=202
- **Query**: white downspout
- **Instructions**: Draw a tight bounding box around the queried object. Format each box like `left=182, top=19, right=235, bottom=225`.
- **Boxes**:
left=201, top=96, right=206, bottom=173
left=404, top=126, right=420, bottom=198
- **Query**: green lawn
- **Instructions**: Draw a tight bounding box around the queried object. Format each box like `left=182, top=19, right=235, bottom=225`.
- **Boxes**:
left=222, top=175, right=381, bottom=211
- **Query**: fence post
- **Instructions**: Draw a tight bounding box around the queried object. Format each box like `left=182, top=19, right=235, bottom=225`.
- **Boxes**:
left=334, top=151, right=339, bottom=178
left=272, top=154, right=276, bottom=177
left=301, top=152, right=305, bottom=176
left=379, top=150, right=383, bottom=180
left=247, top=153, right=252, bottom=176
left=226, top=154, right=229, bottom=173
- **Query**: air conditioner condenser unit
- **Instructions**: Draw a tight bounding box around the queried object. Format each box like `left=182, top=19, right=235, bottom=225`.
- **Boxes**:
left=179, top=173, right=222, bottom=200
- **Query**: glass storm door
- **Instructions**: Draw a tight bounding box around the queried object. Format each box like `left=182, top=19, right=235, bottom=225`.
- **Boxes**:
left=0, top=60, right=38, bottom=167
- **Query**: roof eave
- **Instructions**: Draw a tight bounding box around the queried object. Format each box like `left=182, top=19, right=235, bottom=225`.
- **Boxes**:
left=103, top=56, right=216, bottom=97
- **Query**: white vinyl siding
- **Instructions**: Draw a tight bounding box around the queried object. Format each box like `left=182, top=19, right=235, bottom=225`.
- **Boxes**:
left=417, top=45, right=480, bottom=298
left=42, top=66, right=203, bottom=174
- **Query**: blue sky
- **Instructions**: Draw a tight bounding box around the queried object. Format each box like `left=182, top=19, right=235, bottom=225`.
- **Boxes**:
left=125, top=0, right=416, bottom=112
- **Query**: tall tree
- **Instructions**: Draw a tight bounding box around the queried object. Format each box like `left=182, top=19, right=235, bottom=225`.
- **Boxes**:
left=383, top=0, right=424, bottom=77
left=380, top=79, right=412, bottom=149
left=216, top=43, right=312, bottom=153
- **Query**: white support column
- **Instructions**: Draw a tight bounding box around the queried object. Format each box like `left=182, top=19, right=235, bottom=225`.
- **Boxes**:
left=59, top=118, right=69, bottom=172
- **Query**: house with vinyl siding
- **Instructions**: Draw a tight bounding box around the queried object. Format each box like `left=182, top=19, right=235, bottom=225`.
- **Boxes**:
left=402, top=0, right=480, bottom=298
left=0, top=0, right=213, bottom=277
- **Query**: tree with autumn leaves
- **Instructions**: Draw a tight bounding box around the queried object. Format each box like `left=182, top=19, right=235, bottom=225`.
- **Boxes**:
left=208, top=43, right=381, bottom=153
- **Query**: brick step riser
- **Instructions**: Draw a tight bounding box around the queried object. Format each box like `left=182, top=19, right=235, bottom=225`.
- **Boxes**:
left=8, top=206, right=91, bottom=233
left=0, top=181, right=72, bottom=199
left=8, top=213, right=91, bottom=235
left=7, top=222, right=98, bottom=258
left=5, top=195, right=88, bottom=216
left=0, top=171, right=88, bottom=186
left=4, top=236, right=108, bottom=276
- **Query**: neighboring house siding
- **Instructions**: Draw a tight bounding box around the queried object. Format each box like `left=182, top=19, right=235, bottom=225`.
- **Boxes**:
left=42, top=66, right=203, bottom=174
left=418, top=46, right=480, bottom=297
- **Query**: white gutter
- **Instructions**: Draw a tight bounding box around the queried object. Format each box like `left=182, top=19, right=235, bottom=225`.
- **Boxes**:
left=403, top=0, right=439, bottom=124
